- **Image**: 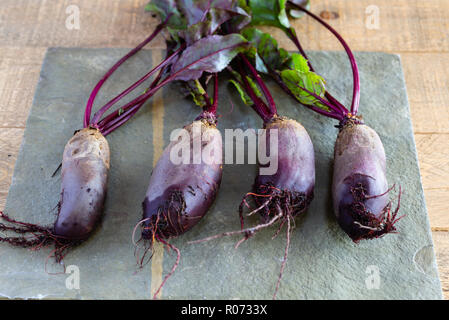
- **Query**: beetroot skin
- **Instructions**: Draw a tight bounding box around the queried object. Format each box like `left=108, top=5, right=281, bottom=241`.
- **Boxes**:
left=141, top=118, right=223, bottom=241
left=54, top=128, right=110, bottom=239
left=244, top=116, right=315, bottom=224
left=332, top=121, right=401, bottom=242
left=0, top=128, right=110, bottom=261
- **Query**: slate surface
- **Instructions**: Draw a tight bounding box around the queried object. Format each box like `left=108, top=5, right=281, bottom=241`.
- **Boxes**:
left=0, top=48, right=442, bottom=299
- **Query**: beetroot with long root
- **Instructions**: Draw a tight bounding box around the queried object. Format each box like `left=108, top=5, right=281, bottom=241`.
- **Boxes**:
left=190, top=54, right=315, bottom=299
left=0, top=16, right=181, bottom=264
left=141, top=118, right=222, bottom=239
left=133, top=74, right=223, bottom=299
left=1, top=137, right=111, bottom=263
left=124, top=1, right=252, bottom=297
left=0, top=131, right=113, bottom=265
left=0, top=128, right=109, bottom=262
left=238, top=55, right=315, bottom=232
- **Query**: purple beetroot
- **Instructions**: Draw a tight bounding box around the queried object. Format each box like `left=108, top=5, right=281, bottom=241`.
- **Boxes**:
left=133, top=74, right=224, bottom=299
left=0, top=19, right=172, bottom=262
left=333, top=119, right=400, bottom=241
left=236, top=55, right=315, bottom=232
left=0, top=128, right=110, bottom=262
left=141, top=117, right=223, bottom=240
left=54, top=128, right=110, bottom=240
left=250, top=116, right=314, bottom=224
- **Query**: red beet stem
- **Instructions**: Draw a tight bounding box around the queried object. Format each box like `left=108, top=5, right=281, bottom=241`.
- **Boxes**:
left=91, top=45, right=183, bottom=127
left=199, top=73, right=219, bottom=117
left=237, top=65, right=273, bottom=122
left=265, top=66, right=343, bottom=120
left=282, top=75, right=346, bottom=120
left=288, top=2, right=360, bottom=114
left=93, top=42, right=249, bottom=127
left=98, top=55, right=169, bottom=135
left=239, top=53, right=277, bottom=116
left=285, top=29, right=348, bottom=115
left=83, top=14, right=171, bottom=128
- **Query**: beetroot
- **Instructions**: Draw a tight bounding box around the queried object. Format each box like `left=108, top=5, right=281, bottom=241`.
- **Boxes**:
left=141, top=118, right=223, bottom=240
left=54, top=128, right=110, bottom=239
left=249, top=116, right=314, bottom=225
left=0, top=17, right=178, bottom=262
left=0, top=128, right=110, bottom=261
left=333, top=121, right=401, bottom=242
left=133, top=74, right=225, bottom=299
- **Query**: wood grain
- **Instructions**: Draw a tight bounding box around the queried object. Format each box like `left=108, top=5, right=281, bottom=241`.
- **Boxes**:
left=0, top=0, right=165, bottom=48
left=0, top=0, right=447, bottom=299
left=415, top=134, right=449, bottom=230
left=426, top=189, right=449, bottom=229
left=0, top=128, right=24, bottom=210
left=0, top=0, right=448, bottom=52
left=263, top=0, right=449, bottom=52
left=0, top=47, right=46, bottom=128
left=416, top=134, right=449, bottom=190
left=402, top=54, right=449, bottom=134
left=433, top=231, right=449, bottom=299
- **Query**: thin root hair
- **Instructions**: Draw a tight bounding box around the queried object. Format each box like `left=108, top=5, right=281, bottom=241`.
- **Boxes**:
left=349, top=184, right=404, bottom=242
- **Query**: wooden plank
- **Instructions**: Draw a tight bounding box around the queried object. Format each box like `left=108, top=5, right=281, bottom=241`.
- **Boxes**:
left=0, top=47, right=46, bottom=128
left=402, top=54, right=449, bottom=134
left=414, top=133, right=449, bottom=230
left=277, top=0, right=449, bottom=53
left=433, top=231, right=449, bottom=299
left=0, top=128, right=24, bottom=210
left=0, top=0, right=165, bottom=48
left=415, top=134, right=449, bottom=190
left=426, top=189, right=449, bottom=228
left=0, top=0, right=448, bottom=52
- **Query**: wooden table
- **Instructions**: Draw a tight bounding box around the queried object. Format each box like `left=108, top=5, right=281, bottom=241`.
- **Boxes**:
left=0, top=0, right=447, bottom=299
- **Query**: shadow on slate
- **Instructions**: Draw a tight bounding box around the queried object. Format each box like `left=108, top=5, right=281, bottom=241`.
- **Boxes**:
left=0, top=48, right=442, bottom=299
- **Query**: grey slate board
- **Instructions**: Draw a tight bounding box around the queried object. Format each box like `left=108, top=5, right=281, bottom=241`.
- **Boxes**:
left=0, top=48, right=443, bottom=299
